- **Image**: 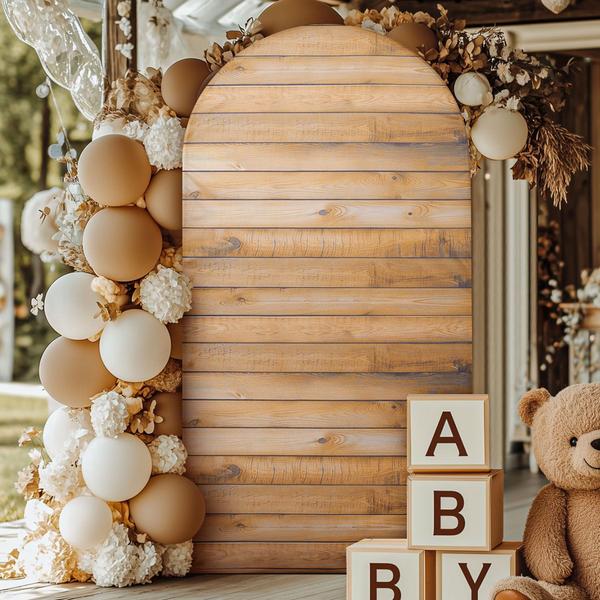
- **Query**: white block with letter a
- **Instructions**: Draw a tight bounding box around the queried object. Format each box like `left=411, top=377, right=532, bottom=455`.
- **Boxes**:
left=408, top=394, right=490, bottom=472
left=408, top=471, right=503, bottom=551
left=436, top=542, right=522, bottom=600
left=346, top=539, right=435, bottom=600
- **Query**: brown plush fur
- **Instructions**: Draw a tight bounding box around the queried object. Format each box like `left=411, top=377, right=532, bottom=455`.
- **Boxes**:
left=493, top=383, right=600, bottom=600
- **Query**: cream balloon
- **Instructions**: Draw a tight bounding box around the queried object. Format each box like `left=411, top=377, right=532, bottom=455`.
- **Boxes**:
left=92, top=117, right=126, bottom=140
left=59, top=496, right=112, bottom=550
left=43, top=406, right=92, bottom=460
left=44, top=272, right=105, bottom=340
left=471, top=107, right=529, bottom=161
left=81, top=433, right=152, bottom=502
left=99, top=310, right=171, bottom=382
left=453, top=72, right=492, bottom=107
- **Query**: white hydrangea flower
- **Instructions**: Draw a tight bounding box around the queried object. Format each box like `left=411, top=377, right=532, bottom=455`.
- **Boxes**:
left=18, top=531, right=74, bottom=583
left=141, top=115, right=184, bottom=170
left=134, top=541, right=163, bottom=584
left=23, top=499, right=55, bottom=531
left=148, top=435, right=187, bottom=475
left=122, top=119, right=148, bottom=142
left=139, top=266, right=192, bottom=324
left=160, top=540, right=193, bottom=577
left=38, top=456, right=84, bottom=502
left=90, top=391, right=130, bottom=438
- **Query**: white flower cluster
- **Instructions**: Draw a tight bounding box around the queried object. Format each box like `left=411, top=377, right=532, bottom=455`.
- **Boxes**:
left=91, top=391, right=130, bottom=437
left=578, top=268, right=600, bottom=306
left=18, top=531, right=74, bottom=584
left=148, top=435, right=187, bottom=475
left=139, top=266, right=192, bottom=324
left=159, top=540, right=194, bottom=577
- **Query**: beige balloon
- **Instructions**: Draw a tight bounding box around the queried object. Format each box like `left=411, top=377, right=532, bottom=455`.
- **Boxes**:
left=81, top=433, right=152, bottom=502
left=82, top=207, right=162, bottom=282
left=471, top=107, right=529, bottom=160
left=153, top=392, right=183, bottom=437
left=129, top=474, right=206, bottom=545
left=145, top=169, right=182, bottom=231
left=39, top=337, right=116, bottom=408
left=161, top=59, right=211, bottom=117
left=387, top=23, right=437, bottom=54
left=167, top=322, right=182, bottom=360
left=258, top=0, right=343, bottom=37
left=59, top=496, right=113, bottom=550
left=78, top=135, right=151, bottom=207
left=100, top=309, right=171, bottom=382
left=453, top=72, right=493, bottom=107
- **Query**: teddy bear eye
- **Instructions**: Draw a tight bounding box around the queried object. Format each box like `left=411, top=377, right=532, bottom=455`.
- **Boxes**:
left=570, top=437, right=578, bottom=447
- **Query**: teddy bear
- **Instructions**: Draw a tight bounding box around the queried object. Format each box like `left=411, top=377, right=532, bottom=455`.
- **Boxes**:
left=493, top=383, right=600, bottom=600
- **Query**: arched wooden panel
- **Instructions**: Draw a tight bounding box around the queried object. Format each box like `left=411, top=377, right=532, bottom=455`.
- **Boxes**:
left=183, top=24, right=472, bottom=573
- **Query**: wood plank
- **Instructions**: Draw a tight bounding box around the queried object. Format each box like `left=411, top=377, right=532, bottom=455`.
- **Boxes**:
left=184, top=258, right=472, bottom=288
left=184, top=428, right=406, bottom=456
left=186, top=456, right=407, bottom=485
left=183, top=343, right=471, bottom=373
left=183, top=228, right=472, bottom=258
left=183, top=172, right=470, bottom=200
left=184, top=315, right=472, bottom=343
left=183, top=400, right=406, bottom=428
left=196, top=514, right=405, bottom=542
left=193, top=542, right=348, bottom=572
left=199, top=485, right=407, bottom=514
left=190, top=288, right=473, bottom=316
left=197, top=85, right=458, bottom=114
left=213, top=55, right=442, bottom=86
left=185, top=143, right=469, bottom=172
left=183, top=371, right=472, bottom=400
left=185, top=113, right=467, bottom=144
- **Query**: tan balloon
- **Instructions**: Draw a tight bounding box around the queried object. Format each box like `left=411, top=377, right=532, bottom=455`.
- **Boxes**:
left=167, top=322, right=182, bottom=360
left=471, top=107, right=529, bottom=160
left=83, top=207, right=162, bottom=282
left=258, top=0, right=343, bottom=37
left=39, top=337, right=116, bottom=408
left=153, top=392, right=183, bottom=437
left=145, top=169, right=182, bottom=231
left=161, top=59, right=211, bottom=117
left=78, top=135, right=151, bottom=207
left=129, top=474, right=206, bottom=545
left=387, top=23, right=438, bottom=55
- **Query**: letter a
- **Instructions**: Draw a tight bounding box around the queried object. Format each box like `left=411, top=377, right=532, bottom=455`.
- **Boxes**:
left=433, top=490, right=466, bottom=536
left=459, top=563, right=492, bottom=600
left=426, top=411, right=468, bottom=457
left=369, top=563, right=401, bottom=600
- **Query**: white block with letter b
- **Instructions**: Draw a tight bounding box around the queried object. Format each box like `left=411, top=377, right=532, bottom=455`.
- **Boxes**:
left=408, top=471, right=503, bottom=551
left=407, top=394, right=490, bottom=472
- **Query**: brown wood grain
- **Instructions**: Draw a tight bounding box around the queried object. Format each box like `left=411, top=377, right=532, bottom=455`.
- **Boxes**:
left=183, top=228, right=472, bottom=258
left=184, top=428, right=406, bottom=457
left=190, top=288, right=472, bottom=316
left=183, top=371, right=472, bottom=400
left=183, top=400, right=406, bottom=428
left=186, top=455, right=408, bottom=485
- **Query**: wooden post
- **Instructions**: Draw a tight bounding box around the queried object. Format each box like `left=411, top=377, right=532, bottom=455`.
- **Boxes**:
left=102, top=0, right=137, bottom=94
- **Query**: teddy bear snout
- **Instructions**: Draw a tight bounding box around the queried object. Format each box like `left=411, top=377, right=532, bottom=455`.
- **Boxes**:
left=591, top=438, right=600, bottom=451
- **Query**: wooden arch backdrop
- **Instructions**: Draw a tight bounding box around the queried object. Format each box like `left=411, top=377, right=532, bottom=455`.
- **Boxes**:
left=182, top=25, right=472, bottom=573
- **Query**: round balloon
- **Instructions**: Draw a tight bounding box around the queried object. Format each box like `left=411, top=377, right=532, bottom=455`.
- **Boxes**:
left=100, top=309, right=171, bottom=382
left=453, top=72, right=493, bottom=107
left=43, top=406, right=92, bottom=459
left=82, top=207, right=162, bottom=282
left=145, top=169, right=182, bottom=231
left=167, top=322, right=182, bottom=360
left=387, top=23, right=437, bottom=54
left=258, top=0, right=343, bottom=36
left=153, top=392, right=183, bottom=437
left=78, top=135, right=151, bottom=207
left=45, top=272, right=104, bottom=340
left=129, top=474, right=206, bottom=544
left=81, top=433, right=152, bottom=502
left=92, top=117, right=126, bottom=140
left=59, top=496, right=113, bottom=550
left=161, top=59, right=211, bottom=117
left=471, top=107, right=528, bottom=160
left=39, top=338, right=116, bottom=408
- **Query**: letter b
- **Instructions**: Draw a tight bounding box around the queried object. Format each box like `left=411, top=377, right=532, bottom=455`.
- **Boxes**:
left=369, top=563, right=401, bottom=600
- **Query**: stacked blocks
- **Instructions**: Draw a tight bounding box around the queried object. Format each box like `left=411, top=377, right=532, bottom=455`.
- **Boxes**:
left=347, top=394, right=522, bottom=599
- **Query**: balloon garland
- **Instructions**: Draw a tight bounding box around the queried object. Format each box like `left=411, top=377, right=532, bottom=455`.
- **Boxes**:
left=2, top=0, right=589, bottom=587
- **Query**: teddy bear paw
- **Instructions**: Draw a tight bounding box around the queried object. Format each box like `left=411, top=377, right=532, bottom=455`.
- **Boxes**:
left=495, top=592, right=530, bottom=600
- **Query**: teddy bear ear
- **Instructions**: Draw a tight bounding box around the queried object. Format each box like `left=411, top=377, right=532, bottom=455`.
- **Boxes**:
left=519, top=388, right=551, bottom=426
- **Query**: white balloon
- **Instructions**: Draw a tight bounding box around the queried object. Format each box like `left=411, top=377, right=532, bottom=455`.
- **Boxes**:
left=453, top=72, right=492, bottom=107
left=100, top=310, right=171, bottom=382
left=43, top=406, right=92, bottom=460
left=82, top=433, right=152, bottom=502
left=471, top=107, right=529, bottom=161
left=45, top=272, right=105, bottom=340
left=92, top=117, right=127, bottom=140
left=59, top=496, right=112, bottom=550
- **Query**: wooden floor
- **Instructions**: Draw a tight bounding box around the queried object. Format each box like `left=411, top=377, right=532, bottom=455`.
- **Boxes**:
left=0, top=470, right=546, bottom=599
